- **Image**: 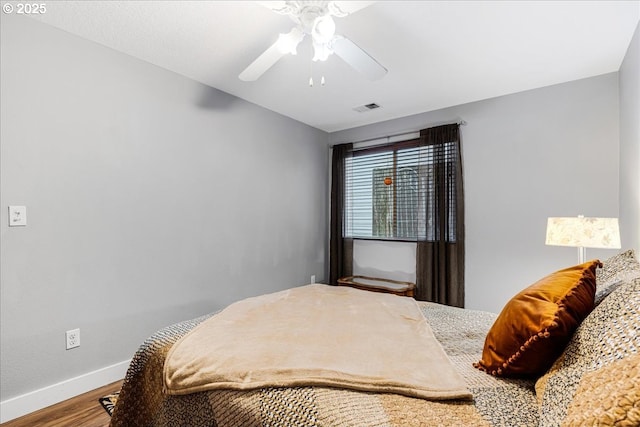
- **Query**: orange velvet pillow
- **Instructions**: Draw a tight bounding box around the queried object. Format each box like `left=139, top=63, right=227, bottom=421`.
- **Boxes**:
left=474, top=260, right=601, bottom=377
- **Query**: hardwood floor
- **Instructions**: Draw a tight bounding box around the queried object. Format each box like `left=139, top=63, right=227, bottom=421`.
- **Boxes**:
left=1, top=380, right=123, bottom=427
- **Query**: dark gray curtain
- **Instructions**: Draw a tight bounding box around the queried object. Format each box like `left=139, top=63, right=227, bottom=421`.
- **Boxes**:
left=329, top=143, right=353, bottom=285
left=416, top=124, right=465, bottom=307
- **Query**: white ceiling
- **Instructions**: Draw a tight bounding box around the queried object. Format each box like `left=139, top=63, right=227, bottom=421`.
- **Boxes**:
left=28, top=1, right=640, bottom=132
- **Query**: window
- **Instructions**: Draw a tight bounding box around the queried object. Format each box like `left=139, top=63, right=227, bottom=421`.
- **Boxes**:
left=331, top=123, right=464, bottom=305
left=344, top=139, right=458, bottom=242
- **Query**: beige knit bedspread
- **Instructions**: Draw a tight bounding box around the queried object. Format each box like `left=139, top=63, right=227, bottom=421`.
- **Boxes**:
left=163, top=284, right=471, bottom=401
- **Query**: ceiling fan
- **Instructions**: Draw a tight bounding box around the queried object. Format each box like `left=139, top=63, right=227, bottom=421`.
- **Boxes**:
left=239, top=1, right=388, bottom=82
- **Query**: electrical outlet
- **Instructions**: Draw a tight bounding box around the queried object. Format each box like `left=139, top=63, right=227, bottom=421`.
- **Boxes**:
left=66, top=328, right=80, bottom=350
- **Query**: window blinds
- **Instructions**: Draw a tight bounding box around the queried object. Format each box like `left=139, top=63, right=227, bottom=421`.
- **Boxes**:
left=343, top=139, right=458, bottom=241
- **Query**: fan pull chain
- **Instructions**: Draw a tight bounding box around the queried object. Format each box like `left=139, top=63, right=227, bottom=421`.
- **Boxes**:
left=309, top=61, right=326, bottom=87
left=309, top=75, right=326, bottom=87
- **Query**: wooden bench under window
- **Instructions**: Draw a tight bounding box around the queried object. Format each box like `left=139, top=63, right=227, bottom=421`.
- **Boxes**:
left=337, top=275, right=416, bottom=297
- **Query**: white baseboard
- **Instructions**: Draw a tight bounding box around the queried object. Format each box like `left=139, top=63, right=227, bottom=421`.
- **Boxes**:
left=0, top=359, right=130, bottom=423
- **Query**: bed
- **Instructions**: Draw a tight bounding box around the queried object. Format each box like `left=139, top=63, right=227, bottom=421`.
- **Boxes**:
left=109, top=250, right=640, bottom=427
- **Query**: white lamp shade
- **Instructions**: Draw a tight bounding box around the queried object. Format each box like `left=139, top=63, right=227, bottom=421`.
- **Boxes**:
left=545, top=217, right=621, bottom=249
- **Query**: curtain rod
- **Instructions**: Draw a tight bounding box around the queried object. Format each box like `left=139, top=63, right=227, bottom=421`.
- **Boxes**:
left=331, top=120, right=467, bottom=147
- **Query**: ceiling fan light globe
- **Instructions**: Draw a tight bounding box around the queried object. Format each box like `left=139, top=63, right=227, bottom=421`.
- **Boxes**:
left=276, top=27, right=304, bottom=55
left=312, top=41, right=333, bottom=62
left=312, top=15, right=336, bottom=44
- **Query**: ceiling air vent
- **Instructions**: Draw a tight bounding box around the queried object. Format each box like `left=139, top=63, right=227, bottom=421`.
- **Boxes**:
left=353, top=103, right=381, bottom=113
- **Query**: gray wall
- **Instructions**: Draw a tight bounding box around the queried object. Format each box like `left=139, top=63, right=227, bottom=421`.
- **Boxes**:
left=619, top=22, right=640, bottom=254
left=1, top=15, right=328, bottom=400
left=330, top=73, right=620, bottom=313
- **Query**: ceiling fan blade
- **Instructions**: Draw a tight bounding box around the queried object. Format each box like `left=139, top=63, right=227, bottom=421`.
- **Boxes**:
left=239, top=41, right=286, bottom=81
left=332, top=35, right=387, bottom=80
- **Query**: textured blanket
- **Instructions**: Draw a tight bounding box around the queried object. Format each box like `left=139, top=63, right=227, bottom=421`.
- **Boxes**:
left=163, top=284, right=471, bottom=400
left=111, top=300, right=539, bottom=426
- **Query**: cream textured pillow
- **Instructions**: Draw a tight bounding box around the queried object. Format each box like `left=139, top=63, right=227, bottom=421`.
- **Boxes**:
left=561, top=354, right=640, bottom=427
left=474, top=261, right=600, bottom=377
left=536, top=276, right=640, bottom=427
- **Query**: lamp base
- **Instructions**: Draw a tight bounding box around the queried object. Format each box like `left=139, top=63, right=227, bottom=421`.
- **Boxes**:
left=578, top=246, right=586, bottom=264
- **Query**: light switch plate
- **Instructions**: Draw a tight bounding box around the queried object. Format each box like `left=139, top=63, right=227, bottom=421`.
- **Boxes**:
left=8, top=206, right=27, bottom=226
